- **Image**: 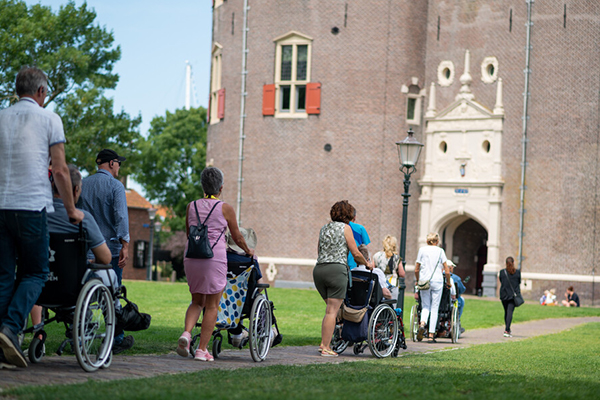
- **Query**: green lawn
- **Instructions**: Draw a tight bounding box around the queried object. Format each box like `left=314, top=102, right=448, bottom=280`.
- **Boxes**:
left=9, top=322, right=600, bottom=400
left=23, top=280, right=600, bottom=355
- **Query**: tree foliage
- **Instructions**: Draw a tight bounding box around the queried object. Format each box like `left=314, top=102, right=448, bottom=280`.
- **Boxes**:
left=0, top=0, right=141, bottom=174
left=57, top=87, right=142, bottom=176
left=134, top=107, right=207, bottom=230
left=0, top=0, right=120, bottom=108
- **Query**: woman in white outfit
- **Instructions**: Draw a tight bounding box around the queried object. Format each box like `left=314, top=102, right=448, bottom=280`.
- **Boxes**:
left=414, top=232, right=451, bottom=343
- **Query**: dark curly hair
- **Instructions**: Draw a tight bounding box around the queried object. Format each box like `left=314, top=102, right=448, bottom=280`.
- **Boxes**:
left=330, top=200, right=355, bottom=224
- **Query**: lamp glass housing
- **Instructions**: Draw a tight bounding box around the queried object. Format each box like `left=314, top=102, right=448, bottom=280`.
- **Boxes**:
left=396, top=130, right=424, bottom=167
left=147, top=207, right=158, bottom=221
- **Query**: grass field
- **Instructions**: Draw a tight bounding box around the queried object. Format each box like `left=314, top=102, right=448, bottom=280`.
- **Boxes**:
left=24, top=280, right=600, bottom=355
left=8, top=321, right=600, bottom=399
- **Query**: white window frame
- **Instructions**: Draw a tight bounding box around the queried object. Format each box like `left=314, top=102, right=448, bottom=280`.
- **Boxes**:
left=273, top=31, right=312, bottom=119
left=210, top=43, right=223, bottom=125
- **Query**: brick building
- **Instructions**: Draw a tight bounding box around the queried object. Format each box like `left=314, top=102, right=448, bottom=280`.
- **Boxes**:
left=123, top=188, right=154, bottom=281
left=206, top=0, right=600, bottom=304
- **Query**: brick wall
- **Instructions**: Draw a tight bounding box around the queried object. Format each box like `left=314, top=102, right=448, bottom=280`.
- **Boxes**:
left=208, top=0, right=600, bottom=303
left=123, top=208, right=151, bottom=281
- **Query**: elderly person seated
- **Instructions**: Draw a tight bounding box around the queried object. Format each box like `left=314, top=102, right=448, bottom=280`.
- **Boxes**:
left=30, top=165, right=129, bottom=353
left=354, top=244, right=392, bottom=299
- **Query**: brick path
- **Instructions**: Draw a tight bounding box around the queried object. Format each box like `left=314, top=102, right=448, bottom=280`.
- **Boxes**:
left=1, top=317, right=599, bottom=390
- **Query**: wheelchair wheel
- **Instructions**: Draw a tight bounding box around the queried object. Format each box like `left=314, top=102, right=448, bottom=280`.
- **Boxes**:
left=410, top=305, right=419, bottom=342
left=249, top=294, right=272, bottom=362
left=212, top=332, right=223, bottom=359
left=189, top=323, right=201, bottom=354
left=367, top=304, right=398, bottom=358
left=28, top=331, right=46, bottom=364
left=331, top=321, right=349, bottom=354
left=100, top=351, right=112, bottom=369
left=450, top=303, right=459, bottom=344
left=73, top=279, right=115, bottom=372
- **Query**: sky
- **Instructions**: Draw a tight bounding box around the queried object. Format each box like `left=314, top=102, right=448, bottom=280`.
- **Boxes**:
left=25, top=0, right=213, bottom=135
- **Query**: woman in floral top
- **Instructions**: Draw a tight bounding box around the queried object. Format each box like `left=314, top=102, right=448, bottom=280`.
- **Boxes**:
left=313, top=200, right=372, bottom=357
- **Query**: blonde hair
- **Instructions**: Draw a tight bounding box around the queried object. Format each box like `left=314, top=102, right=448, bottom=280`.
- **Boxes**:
left=426, top=232, right=440, bottom=245
left=382, top=235, right=398, bottom=258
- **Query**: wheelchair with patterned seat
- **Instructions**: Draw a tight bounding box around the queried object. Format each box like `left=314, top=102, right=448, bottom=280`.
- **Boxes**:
left=189, top=253, right=281, bottom=362
left=21, top=225, right=118, bottom=372
left=331, top=269, right=407, bottom=358
left=409, top=277, right=460, bottom=343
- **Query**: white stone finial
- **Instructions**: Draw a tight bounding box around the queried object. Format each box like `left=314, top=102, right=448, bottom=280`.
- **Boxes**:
left=494, top=77, right=504, bottom=115
left=426, top=82, right=437, bottom=118
left=456, top=49, right=474, bottom=101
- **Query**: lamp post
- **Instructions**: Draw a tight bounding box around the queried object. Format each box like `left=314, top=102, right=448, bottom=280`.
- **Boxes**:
left=395, top=128, right=424, bottom=319
left=146, top=207, right=158, bottom=281
left=153, top=221, right=162, bottom=281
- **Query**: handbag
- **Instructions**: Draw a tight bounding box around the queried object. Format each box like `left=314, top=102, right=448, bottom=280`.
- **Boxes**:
left=384, top=255, right=395, bottom=275
left=186, top=200, right=226, bottom=259
left=116, top=295, right=152, bottom=332
left=416, top=250, right=443, bottom=291
left=504, top=269, right=524, bottom=307
left=341, top=303, right=369, bottom=323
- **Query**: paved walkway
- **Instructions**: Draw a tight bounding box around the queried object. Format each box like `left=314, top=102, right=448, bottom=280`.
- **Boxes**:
left=1, top=317, right=599, bottom=390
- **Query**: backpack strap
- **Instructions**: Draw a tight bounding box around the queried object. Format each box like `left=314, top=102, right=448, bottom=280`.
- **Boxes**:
left=194, top=200, right=226, bottom=250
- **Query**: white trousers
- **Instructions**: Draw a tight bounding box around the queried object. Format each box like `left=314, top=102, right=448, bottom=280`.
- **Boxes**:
left=420, top=280, right=443, bottom=333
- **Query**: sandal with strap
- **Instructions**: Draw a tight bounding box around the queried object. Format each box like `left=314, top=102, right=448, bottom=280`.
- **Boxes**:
left=321, top=348, right=338, bottom=357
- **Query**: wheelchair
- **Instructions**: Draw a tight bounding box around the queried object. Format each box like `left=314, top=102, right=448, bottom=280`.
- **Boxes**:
left=190, top=253, right=281, bottom=362
left=331, top=269, right=407, bottom=358
left=21, top=227, right=117, bottom=372
left=409, top=278, right=460, bottom=343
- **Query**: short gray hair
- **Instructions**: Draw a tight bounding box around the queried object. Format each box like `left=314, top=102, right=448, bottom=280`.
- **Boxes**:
left=52, top=164, right=82, bottom=196
left=201, top=167, right=224, bottom=196
left=16, top=67, right=48, bottom=97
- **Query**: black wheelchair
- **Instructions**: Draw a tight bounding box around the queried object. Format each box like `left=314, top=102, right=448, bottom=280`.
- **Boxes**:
left=331, top=270, right=407, bottom=358
left=21, top=227, right=118, bottom=372
left=409, top=278, right=460, bottom=343
left=190, top=254, right=281, bottom=362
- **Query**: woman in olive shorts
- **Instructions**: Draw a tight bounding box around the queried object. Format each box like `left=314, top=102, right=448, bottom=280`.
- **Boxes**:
left=313, top=200, right=372, bottom=357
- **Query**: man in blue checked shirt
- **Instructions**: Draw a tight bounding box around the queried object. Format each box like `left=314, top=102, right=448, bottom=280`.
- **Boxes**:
left=79, top=149, right=130, bottom=284
left=78, top=149, right=133, bottom=353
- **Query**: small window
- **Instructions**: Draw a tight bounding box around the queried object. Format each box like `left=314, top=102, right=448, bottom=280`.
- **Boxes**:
left=482, top=140, right=491, bottom=153
left=481, top=57, right=499, bottom=84
left=440, top=141, right=448, bottom=153
left=274, top=31, right=313, bottom=118
left=437, top=61, right=455, bottom=87
left=405, top=84, right=422, bottom=125
left=210, top=43, right=223, bottom=124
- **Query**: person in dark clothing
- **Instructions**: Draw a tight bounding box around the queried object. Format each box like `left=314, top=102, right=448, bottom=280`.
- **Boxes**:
left=562, top=286, right=580, bottom=307
left=498, top=256, right=521, bottom=338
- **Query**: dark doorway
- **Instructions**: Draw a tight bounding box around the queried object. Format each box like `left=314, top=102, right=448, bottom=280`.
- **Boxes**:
left=451, top=219, right=488, bottom=295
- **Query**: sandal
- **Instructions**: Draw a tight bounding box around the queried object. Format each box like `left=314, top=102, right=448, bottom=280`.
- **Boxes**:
left=321, top=348, right=338, bottom=357
left=417, top=325, right=426, bottom=341
left=428, top=336, right=437, bottom=343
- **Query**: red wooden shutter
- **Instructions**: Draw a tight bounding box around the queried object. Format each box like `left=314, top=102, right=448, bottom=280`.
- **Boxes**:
left=306, top=82, right=321, bottom=114
left=217, top=88, right=225, bottom=119
left=262, top=84, right=275, bottom=116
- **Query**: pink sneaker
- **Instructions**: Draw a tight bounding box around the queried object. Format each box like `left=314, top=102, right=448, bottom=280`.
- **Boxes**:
left=194, top=348, right=214, bottom=362
left=177, top=332, right=191, bottom=358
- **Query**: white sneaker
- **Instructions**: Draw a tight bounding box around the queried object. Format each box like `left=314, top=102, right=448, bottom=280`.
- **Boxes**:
left=231, top=330, right=249, bottom=348
left=269, top=327, right=278, bottom=347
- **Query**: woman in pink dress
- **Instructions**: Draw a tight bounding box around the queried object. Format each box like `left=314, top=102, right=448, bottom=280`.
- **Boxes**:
left=177, top=167, right=254, bottom=361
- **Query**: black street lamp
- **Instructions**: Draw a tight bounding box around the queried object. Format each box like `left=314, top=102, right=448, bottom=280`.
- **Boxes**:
left=153, top=221, right=162, bottom=281
left=395, top=128, right=424, bottom=319
left=146, top=207, right=158, bottom=281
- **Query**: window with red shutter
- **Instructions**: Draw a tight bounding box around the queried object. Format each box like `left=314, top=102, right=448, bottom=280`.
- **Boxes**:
left=263, top=84, right=275, bottom=116
left=306, top=82, right=321, bottom=115
left=217, top=88, right=225, bottom=119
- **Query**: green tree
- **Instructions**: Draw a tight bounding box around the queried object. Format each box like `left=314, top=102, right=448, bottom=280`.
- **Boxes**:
left=134, top=107, right=207, bottom=230
left=0, top=0, right=141, bottom=173
left=57, top=87, right=142, bottom=176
